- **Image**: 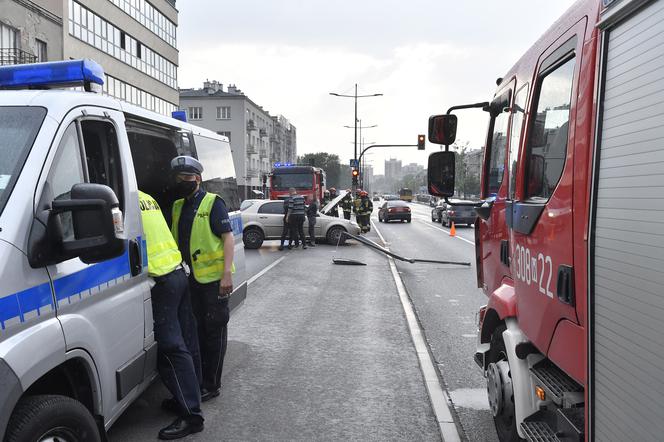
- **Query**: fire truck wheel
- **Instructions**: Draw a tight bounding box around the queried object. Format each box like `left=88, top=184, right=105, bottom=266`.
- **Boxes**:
left=243, top=227, right=264, bottom=249
left=5, top=394, right=101, bottom=442
left=487, top=325, right=522, bottom=442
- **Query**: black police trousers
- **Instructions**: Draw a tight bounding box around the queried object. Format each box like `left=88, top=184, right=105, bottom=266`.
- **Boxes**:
left=151, top=269, right=203, bottom=419
left=190, top=277, right=230, bottom=392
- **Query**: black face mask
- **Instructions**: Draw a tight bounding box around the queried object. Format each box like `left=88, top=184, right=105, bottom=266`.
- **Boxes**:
left=174, top=180, right=197, bottom=198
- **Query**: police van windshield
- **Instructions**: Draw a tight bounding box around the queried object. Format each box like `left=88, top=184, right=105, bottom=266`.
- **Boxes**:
left=272, top=173, right=313, bottom=190
left=0, top=107, right=47, bottom=216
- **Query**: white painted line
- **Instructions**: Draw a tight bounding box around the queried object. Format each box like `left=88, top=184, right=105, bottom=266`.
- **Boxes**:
left=248, top=256, right=286, bottom=286
left=371, top=220, right=462, bottom=442
left=419, top=220, right=475, bottom=246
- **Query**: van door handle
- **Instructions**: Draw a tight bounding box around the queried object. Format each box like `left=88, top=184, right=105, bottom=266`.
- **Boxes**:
left=129, top=239, right=142, bottom=277
left=259, top=216, right=268, bottom=219
left=556, top=265, right=574, bottom=306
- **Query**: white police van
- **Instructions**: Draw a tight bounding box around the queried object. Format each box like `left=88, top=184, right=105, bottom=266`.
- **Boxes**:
left=0, top=60, right=246, bottom=441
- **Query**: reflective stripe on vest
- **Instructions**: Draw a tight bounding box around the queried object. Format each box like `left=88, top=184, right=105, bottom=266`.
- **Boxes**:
left=138, top=191, right=182, bottom=277
left=171, top=192, right=235, bottom=284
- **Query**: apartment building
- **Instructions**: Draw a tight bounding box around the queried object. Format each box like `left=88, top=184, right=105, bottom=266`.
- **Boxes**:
left=0, top=0, right=179, bottom=115
left=180, top=81, right=297, bottom=199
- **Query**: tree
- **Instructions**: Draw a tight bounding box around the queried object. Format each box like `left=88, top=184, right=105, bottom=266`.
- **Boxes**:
left=297, top=153, right=342, bottom=188
left=451, top=141, right=481, bottom=198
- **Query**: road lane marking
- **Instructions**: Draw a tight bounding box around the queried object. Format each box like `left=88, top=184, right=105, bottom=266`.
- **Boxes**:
left=248, top=256, right=286, bottom=286
left=419, top=220, right=475, bottom=246
left=371, top=220, right=462, bottom=442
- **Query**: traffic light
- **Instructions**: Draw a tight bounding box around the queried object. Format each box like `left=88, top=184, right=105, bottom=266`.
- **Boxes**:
left=352, top=168, right=359, bottom=185
left=417, top=134, right=426, bottom=150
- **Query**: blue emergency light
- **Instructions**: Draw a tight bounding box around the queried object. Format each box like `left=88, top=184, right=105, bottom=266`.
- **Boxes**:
left=0, top=59, right=105, bottom=92
left=274, top=162, right=293, bottom=168
left=172, top=110, right=187, bottom=122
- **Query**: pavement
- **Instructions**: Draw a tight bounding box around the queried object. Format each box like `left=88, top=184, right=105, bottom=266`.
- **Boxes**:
left=373, top=202, right=498, bottom=442
left=108, top=229, right=443, bottom=441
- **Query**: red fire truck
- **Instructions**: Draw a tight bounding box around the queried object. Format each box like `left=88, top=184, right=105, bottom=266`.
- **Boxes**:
left=269, top=164, right=326, bottom=203
left=427, top=0, right=664, bottom=440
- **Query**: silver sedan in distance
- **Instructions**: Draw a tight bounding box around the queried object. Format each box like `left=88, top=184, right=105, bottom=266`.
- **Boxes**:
left=240, top=199, right=361, bottom=249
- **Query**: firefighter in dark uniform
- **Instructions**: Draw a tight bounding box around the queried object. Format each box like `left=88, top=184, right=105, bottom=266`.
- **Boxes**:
left=340, top=189, right=353, bottom=220
left=139, top=190, right=204, bottom=440
left=358, top=190, right=373, bottom=233
left=353, top=190, right=362, bottom=227
left=170, top=156, right=235, bottom=404
left=327, top=187, right=339, bottom=217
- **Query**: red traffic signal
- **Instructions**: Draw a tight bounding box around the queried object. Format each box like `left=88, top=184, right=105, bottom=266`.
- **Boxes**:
left=417, top=134, right=426, bottom=150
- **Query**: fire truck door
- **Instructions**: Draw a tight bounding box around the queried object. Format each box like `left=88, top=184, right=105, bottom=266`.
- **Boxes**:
left=509, top=33, right=582, bottom=352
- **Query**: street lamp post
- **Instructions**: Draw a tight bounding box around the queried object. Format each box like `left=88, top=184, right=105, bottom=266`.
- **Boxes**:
left=330, top=84, right=383, bottom=179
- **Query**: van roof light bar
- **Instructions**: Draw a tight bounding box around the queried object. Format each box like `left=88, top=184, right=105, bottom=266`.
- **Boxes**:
left=0, top=59, right=105, bottom=92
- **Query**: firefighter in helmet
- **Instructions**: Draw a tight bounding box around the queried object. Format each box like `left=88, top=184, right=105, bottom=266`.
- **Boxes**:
left=357, top=190, right=373, bottom=233
left=340, top=189, right=353, bottom=220
left=328, top=187, right=339, bottom=217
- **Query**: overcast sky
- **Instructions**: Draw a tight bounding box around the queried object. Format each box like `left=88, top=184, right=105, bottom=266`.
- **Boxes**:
left=178, top=1, right=577, bottom=175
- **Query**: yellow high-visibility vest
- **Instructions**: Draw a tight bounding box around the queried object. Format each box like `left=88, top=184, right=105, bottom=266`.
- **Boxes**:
left=171, top=192, right=234, bottom=284
left=138, top=191, right=182, bottom=277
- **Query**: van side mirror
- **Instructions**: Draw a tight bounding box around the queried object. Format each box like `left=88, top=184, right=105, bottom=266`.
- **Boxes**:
left=30, top=183, right=126, bottom=266
left=427, top=151, right=456, bottom=197
left=428, top=114, right=457, bottom=145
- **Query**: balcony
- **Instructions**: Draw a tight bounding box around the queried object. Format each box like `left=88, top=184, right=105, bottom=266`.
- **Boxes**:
left=247, top=119, right=257, bottom=132
left=259, top=128, right=268, bottom=138
left=259, top=149, right=268, bottom=159
left=246, top=168, right=259, bottom=178
left=246, top=144, right=257, bottom=155
left=0, top=48, right=37, bottom=66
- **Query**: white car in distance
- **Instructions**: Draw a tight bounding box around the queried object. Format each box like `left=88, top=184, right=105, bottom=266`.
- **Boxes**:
left=241, top=194, right=360, bottom=249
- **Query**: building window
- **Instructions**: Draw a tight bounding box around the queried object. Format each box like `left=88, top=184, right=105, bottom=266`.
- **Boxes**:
left=189, top=107, right=203, bottom=120
left=108, top=0, right=177, bottom=48
left=217, top=131, right=231, bottom=142
left=0, top=22, right=17, bottom=50
left=103, top=74, right=176, bottom=116
left=216, top=106, right=231, bottom=120
left=69, top=0, right=177, bottom=89
left=35, top=39, right=47, bottom=62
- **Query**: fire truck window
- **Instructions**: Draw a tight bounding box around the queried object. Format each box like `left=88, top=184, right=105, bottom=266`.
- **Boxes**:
left=525, top=57, right=575, bottom=200
left=486, top=110, right=510, bottom=196
left=509, top=84, right=528, bottom=199
left=272, top=173, right=312, bottom=190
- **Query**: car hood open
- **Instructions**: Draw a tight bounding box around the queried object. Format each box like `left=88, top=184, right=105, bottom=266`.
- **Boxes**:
left=321, top=190, right=349, bottom=215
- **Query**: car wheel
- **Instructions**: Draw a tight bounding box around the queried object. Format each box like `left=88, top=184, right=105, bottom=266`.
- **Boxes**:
left=326, top=226, right=347, bottom=245
left=431, top=214, right=436, bottom=222
left=5, top=395, right=101, bottom=442
left=242, top=227, right=264, bottom=249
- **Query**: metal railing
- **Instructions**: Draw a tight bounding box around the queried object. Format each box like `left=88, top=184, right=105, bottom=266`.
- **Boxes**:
left=259, top=149, right=268, bottom=158
left=246, top=168, right=259, bottom=178
left=0, top=48, right=37, bottom=66
left=246, top=144, right=257, bottom=155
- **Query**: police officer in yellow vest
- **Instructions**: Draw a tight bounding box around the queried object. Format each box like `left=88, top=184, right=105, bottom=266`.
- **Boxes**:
left=138, top=190, right=204, bottom=440
left=170, top=156, right=235, bottom=403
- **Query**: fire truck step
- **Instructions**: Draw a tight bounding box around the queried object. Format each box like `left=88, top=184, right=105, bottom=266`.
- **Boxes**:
left=520, top=420, right=560, bottom=442
left=521, top=409, right=584, bottom=442
left=530, top=360, right=583, bottom=407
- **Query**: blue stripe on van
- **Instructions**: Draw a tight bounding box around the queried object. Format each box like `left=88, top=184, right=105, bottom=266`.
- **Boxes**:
left=0, top=245, right=133, bottom=331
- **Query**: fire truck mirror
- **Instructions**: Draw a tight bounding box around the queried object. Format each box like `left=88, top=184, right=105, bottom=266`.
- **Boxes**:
left=428, top=114, right=457, bottom=145
left=528, top=154, right=545, bottom=197
left=427, top=151, right=455, bottom=197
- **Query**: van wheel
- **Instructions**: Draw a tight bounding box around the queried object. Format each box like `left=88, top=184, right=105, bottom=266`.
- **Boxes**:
left=486, top=326, right=522, bottom=442
left=243, top=227, right=264, bottom=249
left=5, top=395, right=101, bottom=442
left=327, top=226, right=346, bottom=245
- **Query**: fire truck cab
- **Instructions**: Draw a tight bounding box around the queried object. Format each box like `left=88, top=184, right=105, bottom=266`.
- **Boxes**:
left=269, top=164, right=326, bottom=203
left=427, top=0, right=664, bottom=440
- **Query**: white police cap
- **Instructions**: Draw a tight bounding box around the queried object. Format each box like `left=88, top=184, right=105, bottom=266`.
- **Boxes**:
left=171, top=155, right=204, bottom=175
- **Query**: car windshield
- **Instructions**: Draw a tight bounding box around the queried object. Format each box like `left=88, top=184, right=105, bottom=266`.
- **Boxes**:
left=272, top=172, right=313, bottom=190
left=0, top=107, right=47, bottom=217
left=240, top=200, right=254, bottom=211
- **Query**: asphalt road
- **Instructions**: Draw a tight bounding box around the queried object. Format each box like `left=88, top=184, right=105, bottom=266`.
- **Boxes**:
left=372, top=202, right=499, bottom=442
left=108, top=228, right=442, bottom=441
